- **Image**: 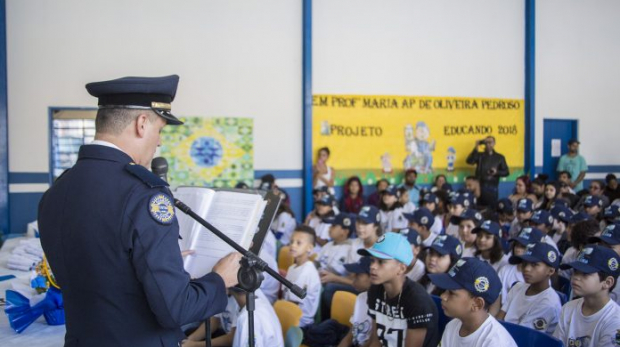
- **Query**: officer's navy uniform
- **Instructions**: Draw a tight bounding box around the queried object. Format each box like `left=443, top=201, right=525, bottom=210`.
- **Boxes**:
left=38, top=75, right=227, bottom=347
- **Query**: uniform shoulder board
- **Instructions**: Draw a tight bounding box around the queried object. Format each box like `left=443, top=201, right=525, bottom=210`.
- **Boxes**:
left=125, top=163, right=169, bottom=188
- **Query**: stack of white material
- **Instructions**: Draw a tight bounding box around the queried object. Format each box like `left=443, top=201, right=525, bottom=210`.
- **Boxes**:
left=7, top=238, right=44, bottom=271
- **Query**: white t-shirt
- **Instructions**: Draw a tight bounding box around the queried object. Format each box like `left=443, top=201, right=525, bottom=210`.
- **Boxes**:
left=318, top=240, right=352, bottom=276
left=402, top=202, right=416, bottom=214
left=554, top=297, right=620, bottom=347
left=508, top=219, right=523, bottom=239
left=283, top=261, right=321, bottom=327
left=497, top=264, right=524, bottom=306
left=501, top=282, right=562, bottom=335
left=315, top=221, right=332, bottom=242
left=477, top=253, right=509, bottom=272
left=462, top=245, right=477, bottom=258
left=380, top=208, right=408, bottom=233
left=406, top=259, right=426, bottom=282
left=218, top=296, right=240, bottom=333
left=440, top=314, right=517, bottom=347
left=445, top=223, right=459, bottom=239
left=258, top=246, right=279, bottom=304
left=421, top=232, right=438, bottom=248
left=261, top=229, right=277, bottom=262
left=271, top=211, right=297, bottom=245
left=348, top=238, right=366, bottom=264
left=559, top=246, right=579, bottom=280
left=350, top=291, right=371, bottom=347
left=233, top=292, right=284, bottom=347
left=430, top=215, right=444, bottom=235
left=611, top=282, right=620, bottom=305
left=542, top=235, right=559, bottom=252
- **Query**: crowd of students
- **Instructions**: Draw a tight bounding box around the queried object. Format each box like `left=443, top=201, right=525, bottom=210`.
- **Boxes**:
left=185, top=170, right=620, bottom=347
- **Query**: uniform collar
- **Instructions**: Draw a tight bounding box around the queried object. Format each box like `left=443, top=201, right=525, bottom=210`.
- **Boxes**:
left=78, top=143, right=134, bottom=164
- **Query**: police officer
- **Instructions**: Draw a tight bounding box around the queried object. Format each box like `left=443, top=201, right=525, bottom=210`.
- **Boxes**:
left=38, top=75, right=242, bottom=347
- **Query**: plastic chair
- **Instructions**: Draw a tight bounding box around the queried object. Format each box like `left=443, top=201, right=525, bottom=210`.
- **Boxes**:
left=431, top=295, right=452, bottom=336
left=499, top=320, right=563, bottom=347
left=274, top=300, right=303, bottom=338
left=331, top=291, right=357, bottom=328
left=285, top=326, right=304, bottom=347
left=278, top=246, right=294, bottom=271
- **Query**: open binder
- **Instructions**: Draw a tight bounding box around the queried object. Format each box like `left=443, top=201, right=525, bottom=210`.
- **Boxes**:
left=174, top=186, right=280, bottom=279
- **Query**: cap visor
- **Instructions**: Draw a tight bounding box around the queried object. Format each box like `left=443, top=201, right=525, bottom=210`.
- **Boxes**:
left=509, top=254, right=543, bottom=266
left=344, top=263, right=366, bottom=274
left=357, top=248, right=394, bottom=260
left=154, top=109, right=184, bottom=125
left=559, top=261, right=598, bottom=273
left=508, top=237, right=528, bottom=246
left=428, top=273, right=463, bottom=291
left=427, top=245, right=450, bottom=256
left=588, top=236, right=620, bottom=246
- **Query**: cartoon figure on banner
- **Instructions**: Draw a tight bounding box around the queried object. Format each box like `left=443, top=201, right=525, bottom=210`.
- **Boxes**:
left=403, top=139, right=423, bottom=171
left=381, top=152, right=393, bottom=174
left=446, top=147, right=456, bottom=172
left=404, top=124, right=415, bottom=150
left=414, top=121, right=435, bottom=173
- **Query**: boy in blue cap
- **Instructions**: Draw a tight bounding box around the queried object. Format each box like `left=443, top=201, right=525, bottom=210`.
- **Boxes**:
left=589, top=223, right=620, bottom=304
left=404, top=207, right=437, bottom=248
left=420, top=193, right=443, bottom=235
left=583, top=195, right=604, bottom=221
left=309, top=194, right=338, bottom=247
left=337, top=257, right=373, bottom=347
left=496, top=198, right=515, bottom=239
left=554, top=245, right=620, bottom=346
left=379, top=185, right=408, bottom=233
left=451, top=209, right=484, bottom=258
left=406, top=228, right=426, bottom=282
left=430, top=258, right=517, bottom=346
left=498, top=243, right=562, bottom=335
left=508, top=198, right=534, bottom=238
left=348, top=206, right=382, bottom=264
left=528, top=210, right=560, bottom=251
left=445, top=192, right=473, bottom=239
left=359, top=233, right=439, bottom=347
left=419, top=234, right=463, bottom=296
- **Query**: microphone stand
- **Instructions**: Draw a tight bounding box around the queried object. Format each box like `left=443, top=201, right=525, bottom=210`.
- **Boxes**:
left=174, top=199, right=306, bottom=347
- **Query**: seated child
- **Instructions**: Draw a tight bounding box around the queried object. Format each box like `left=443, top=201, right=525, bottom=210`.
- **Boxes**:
left=554, top=245, right=620, bottom=346
left=550, top=204, right=573, bottom=253
left=508, top=198, right=534, bottom=238
left=473, top=220, right=510, bottom=272
left=337, top=257, right=373, bottom=347
left=399, top=186, right=416, bottom=214
left=430, top=257, right=518, bottom=347
left=283, top=225, right=322, bottom=327
left=496, top=198, right=515, bottom=239
left=305, top=194, right=337, bottom=247
left=559, top=219, right=600, bottom=280
left=403, top=207, right=437, bottom=247
left=348, top=206, right=381, bottom=264
left=418, top=234, right=463, bottom=295
left=528, top=210, right=560, bottom=251
left=588, top=222, right=620, bottom=304
left=445, top=192, right=470, bottom=238
left=379, top=185, right=407, bottom=233
left=451, top=209, right=484, bottom=258
left=498, top=242, right=562, bottom=335
left=583, top=195, right=604, bottom=221
left=270, top=202, right=297, bottom=246
left=420, top=193, right=444, bottom=235
left=359, top=233, right=440, bottom=347
left=406, top=228, right=426, bottom=282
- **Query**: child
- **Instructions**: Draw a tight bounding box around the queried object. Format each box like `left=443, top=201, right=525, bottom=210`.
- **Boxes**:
left=602, top=204, right=620, bottom=230
left=550, top=204, right=573, bottom=252
left=270, top=202, right=297, bottom=246
left=430, top=257, right=517, bottom=346
left=419, top=234, right=463, bottom=295
left=348, top=206, right=381, bottom=264
left=340, top=176, right=365, bottom=214
left=368, top=179, right=390, bottom=208
left=528, top=209, right=560, bottom=251
left=583, top=195, right=604, bottom=221
left=359, top=233, right=440, bottom=347
left=508, top=198, right=533, bottom=238
left=404, top=207, right=437, bottom=247
left=554, top=245, right=620, bottom=346
left=406, top=228, right=426, bottom=282
left=399, top=186, right=416, bottom=214
left=313, top=195, right=339, bottom=247
left=559, top=219, right=600, bottom=280
left=588, top=222, right=620, bottom=304
left=498, top=242, right=562, bottom=335
left=337, top=257, right=373, bottom=347
left=421, top=193, right=444, bottom=235
left=496, top=198, right=515, bottom=239
left=473, top=220, right=509, bottom=272
left=379, top=185, right=407, bottom=233
left=284, top=225, right=322, bottom=327
left=451, top=209, right=484, bottom=258
left=445, top=192, right=472, bottom=238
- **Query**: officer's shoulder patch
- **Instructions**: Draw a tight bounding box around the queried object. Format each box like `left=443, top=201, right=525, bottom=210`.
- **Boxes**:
left=149, top=193, right=175, bottom=225
left=125, top=163, right=169, bottom=188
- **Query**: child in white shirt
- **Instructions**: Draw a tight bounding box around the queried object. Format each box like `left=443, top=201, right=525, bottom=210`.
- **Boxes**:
left=451, top=209, right=484, bottom=258
left=337, top=257, right=373, bottom=347
left=473, top=220, right=509, bottom=272
left=421, top=193, right=444, bottom=235
left=405, top=228, right=426, bottom=282
left=589, top=222, right=620, bottom=303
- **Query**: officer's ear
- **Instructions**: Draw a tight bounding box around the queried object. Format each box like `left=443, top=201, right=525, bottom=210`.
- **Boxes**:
left=135, top=113, right=150, bottom=138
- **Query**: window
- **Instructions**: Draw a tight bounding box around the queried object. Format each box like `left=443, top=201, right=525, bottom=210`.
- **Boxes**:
left=50, top=109, right=96, bottom=180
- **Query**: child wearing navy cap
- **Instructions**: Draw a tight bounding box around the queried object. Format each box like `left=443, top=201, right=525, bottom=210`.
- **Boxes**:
left=602, top=204, right=620, bottom=230
left=359, top=233, right=440, bottom=347
left=379, top=185, right=408, bottom=233
left=419, top=235, right=463, bottom=296
left=347, top=206, right=381, bottom=264
left=496, top=198, right=516, bottom=238
left=528, top=210, right=560, bottom=251
left=559, top=219, right=600, bottom=280
left=405, top=228, right=426, bottom=282
left=398, top=186, right=416, bottom=214
left=589, top=223, right=620, bottom=304
left=550, top=204, right=573, bottom=252
left=508, top=198, right=534, bottom=238
left=337, top=257, right=373, bottom=347
left=498, top=242, right=562, bottom=335
left=430, top=258, right=517, bottom=347
left=404, top=207, right=437, bottom=247
left=473, top=220, right=509, bottom=272
left=305, top=194, right=337, bottom=247
left=554, top=245, right=620, bottom=346
left=451, top=209, right=484, bottom=258
left=420, top=193, right=444, bottom=235
left=444, top=192, right=471, bottom=239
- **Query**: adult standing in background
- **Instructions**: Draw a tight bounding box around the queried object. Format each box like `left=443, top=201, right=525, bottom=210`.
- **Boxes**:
left=466, top=136, right=509, bottom=207
left=313, top=147, right=335, bottom=195
left=401, top=168, right=422, bottom=205
left=556, top=139, right=588, bottom=193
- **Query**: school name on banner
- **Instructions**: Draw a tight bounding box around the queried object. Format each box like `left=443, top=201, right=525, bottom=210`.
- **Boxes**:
left=312, top=95, right=524, bottom=186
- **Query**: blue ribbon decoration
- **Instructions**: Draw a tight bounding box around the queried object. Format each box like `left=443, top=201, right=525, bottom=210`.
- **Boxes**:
left=4, top=287, right=65, bottom=333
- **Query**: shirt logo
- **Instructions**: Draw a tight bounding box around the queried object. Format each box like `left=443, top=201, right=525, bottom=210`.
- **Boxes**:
left=149, top=194, right=175, bottom=225
left=474, top=277, right=489, bottom=293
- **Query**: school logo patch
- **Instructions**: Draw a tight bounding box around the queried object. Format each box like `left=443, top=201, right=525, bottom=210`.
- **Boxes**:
left=149, top=193, right=175, bottom=225
left=609, top=257, right=619, bottom=272
left=416, top=235, right=422, bottom=245
left=464, top=200, right=470, bottom=207
left=456, top=244, right=463, bottom=256
left=343, top=218, right=351, bottom=227
left=474, top=276, right=489, bottom=293
left=421, top=216, right=429, bottom=225
left=475, top=212, right=482, bottom=221
left=533, top=318, right=548, bottom=331
left=498, top=202, right=505, bottom=209
left=548, top=250, right=557, bottom=263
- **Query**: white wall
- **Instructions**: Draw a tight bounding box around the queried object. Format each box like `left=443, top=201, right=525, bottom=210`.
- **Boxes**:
left=536, top=0, right=620, bottom=167
left=7, top=0, right=302, bottom=173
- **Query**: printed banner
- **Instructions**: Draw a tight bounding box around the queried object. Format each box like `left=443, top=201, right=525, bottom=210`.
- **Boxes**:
left=313, top=95, right=524, bottom=186
left=160, top=117, right=253, bottom=188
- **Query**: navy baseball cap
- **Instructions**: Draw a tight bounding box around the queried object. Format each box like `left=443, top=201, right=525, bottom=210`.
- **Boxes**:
left=403, top=207, right=435, bottom=229
left=358, top=232, right=414, bottom=266
left=383, top=185, right=399, bottom=197
left=589, top=223, right=620, bottom=246
left=604, top=205, right=620, bottom=219
left=450, top=209, right=484, bottom=227
left=86, top=75, right=183, bottom=125
left=428, top=234, right=463, bottom=258
left=509, top=227, right=545, bottom=246
left=326, top=213, right=356, bottom=235
left=344, top=256, right=372, bottom=274
left=560, top=244, right=620, bottom=276
left=510, top=242, right=560, bottom=268
left=516, top=198, right=533, bottom=213
left=406, top=228, right=423, bottom=246
left=584, top=195, right=604, bottom=208
left=530, top=210, right=554, bottom=227
left=472, top=220, right=501, bottom=237
left=551, top=205, right=573, bottom=224
left=569, top=211, right=591, bottom=224
left=451, top=192, right=474, bottom=208
left=316, top=194, right=335, bottom=206
left=429, top=257, right=502, bottom=305
left=421, top=193, right=439, bottom=205
left=497, top=198, right=514, bottom=214
left=551, top=199, right=569, bottom=209
left=357, top=205, right=381, bottom=224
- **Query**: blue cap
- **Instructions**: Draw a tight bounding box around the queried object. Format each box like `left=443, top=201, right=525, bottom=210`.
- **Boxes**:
left=516, top=198, right=533, bottom=213
left=86, top=75, right=183, bottom=125
left=325, top=213, right=356, bottom=235
left=451, top=192, right=474, bottom=208
left=551, top=205, right=573, bottom=224
left=344, top=256, right=372, bottom=274
left=589, top=223, right=620, bottom=246
left=316, top=194, right=335, bottom=205
left=496, top=198, right=514, bottom=214
left=358, top=232, right=414, bottom=266
left=383, top=185, right=400, bottom=197
left=510, top=242, right=560, bottom=268
left=429, top=257, right=502, bottom=305
left=403, top=207, right=435, bottom=229
left=550, top=199, right=569, bottom=209
left=584, top=195, right=604, bottom=208
left=604, top=205, right=620, bottom=219
left=569, top=211, right=591, bottom=224
left=450, top=209, right=484, bottom=227
left=406, top=228, right=423, bottom=246
left=473, top=220, right=501, bottom=237
left=428, top=234, right=463, bottom=258
left=357, top=205, right=381, bottom=224
left=530, top=210, right=554, bottom=227
left=421, top=193, right=439, bottom=205
left=560, top=244, right=620, bottom=276
left=509, top=227, right=545, bottom=246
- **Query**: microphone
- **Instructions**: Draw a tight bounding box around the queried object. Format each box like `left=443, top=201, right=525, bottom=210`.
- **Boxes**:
left=151, top=157, right=168, bottom=182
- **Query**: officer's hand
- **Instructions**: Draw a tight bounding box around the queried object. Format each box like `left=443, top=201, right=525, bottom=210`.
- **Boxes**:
left=213, top=252, right=242, bottom=288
